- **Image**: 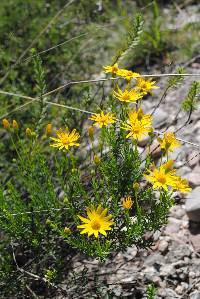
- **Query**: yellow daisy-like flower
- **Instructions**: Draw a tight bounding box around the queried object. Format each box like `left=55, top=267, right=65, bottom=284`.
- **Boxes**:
left=77, top=205, right=114, bottom=238
left=50, top=128, right=80, bottom=151
left=113, top=86, right=144, bottom=104
left=158, top=132, right=180, bottom=153
left=117, top=69, right=140, bottom=81
left=122, top=196, right=133, bottom=209
left=171, top=177, right=191, bottom=193
left=89, top=111, right=116, bottom=128
left=145, top=162, right=178, bottom=191
left=103, top=63, right=119, bottom=75
left=128, top=108, right=152, bottom=126
left=136, top=77, right=159, bottom=94
left=121, top=120, right=151, bottom=140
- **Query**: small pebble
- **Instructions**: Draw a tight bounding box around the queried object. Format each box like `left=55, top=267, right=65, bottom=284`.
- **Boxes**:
left=158, top=240, right=168, bottom=252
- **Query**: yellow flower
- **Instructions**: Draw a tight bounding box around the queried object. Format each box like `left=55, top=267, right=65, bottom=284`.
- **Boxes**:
left=2, top=118, right=10, bottom=129
left=160, top=160, right=175, bottom=173
left=89, top=111, right=116, bottom=128
left=117, top=69, right=140, bottom=81
left=50, top=128, right=80, bottom=151
left=113, top=86, right=144, bottom=103
left=45, top=123, right=52, bottom=136
left=136, top=77, right=159, bottom=94
left=103, top=63, right=119, bottom=75
left=145, top=163, right=178, bottom=191
left=122, top=196, right=133, bottom=209
left=12, top=120, right=19, bottom=130
left=158, top=132, right=180, bottom=153
left=77, top=205, right=114, bottom=238
left=128, top=108, right=152, bottom=126
left=171, top=177, right=191, bottom=193
left=121, top=119, right=152, bottom=140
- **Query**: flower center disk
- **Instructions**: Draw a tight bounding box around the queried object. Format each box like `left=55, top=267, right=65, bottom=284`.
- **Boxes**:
left=91, top=219, right=101, bottom=230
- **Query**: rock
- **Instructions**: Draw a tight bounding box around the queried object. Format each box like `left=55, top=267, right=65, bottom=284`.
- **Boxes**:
left=188, top=166, right=200, bottom=188
left=145, top=253, right=164, bottom=267
left=153, top=230, right=161, bottom=241
left=163, top=288, right=179, bottom=298
left=176, top=166, right=191, bottom=178
left=188, top=150, right=200, bottom=168
left=165, top=243, right=191, bottom=263
left=176, top=282, right=188, bottom=295
left=158, top=240, right=169, bottom=253
left=170, top=205, right=185, bottom=219
left=159, top=264, right=175, bottom=277
left=152, top=276, right=164, bottom=287
left=189, top=234, right=200, bottom=252
left=124, top=246, right=137, bottom=260
left=185, top=187, right=200, bottom=222
left=152, top=108, right=168, bottom=128
left=165, top=217, right=181, bottom=234
left=189, top=271, right=196, bottom=278
left=190, top=291, right=200, bottom=299
left=143, top=266, right=159, bottom=281
left=138, top=135, right=150, bottom=147
left=148, top=140, right=162, bottom=158
left=170, top=147, right=183, bottom=162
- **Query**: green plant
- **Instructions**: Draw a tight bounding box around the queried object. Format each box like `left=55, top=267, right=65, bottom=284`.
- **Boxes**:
left=182, top=81, right=200, bottom=112
left=146, top=283, right=157, bottom=299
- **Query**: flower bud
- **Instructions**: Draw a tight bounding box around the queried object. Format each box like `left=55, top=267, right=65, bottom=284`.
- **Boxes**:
left=2, top=118, right=10, bottom=129
left=64, top=227, right=71, bottom=234
left=133, top=182, right=139, bottom=190
left=94, top=154, right=101, bottom=165
left=63, top=197, right=69, bottom=204
left=26, top=128, right=32, bottom=137
left=12, top=120, right=19, bottom=130
left=46, top=218, right=52, bottom=225
left=45, top=123, right=52, bottom=136
left=88, top=126, right=94, bottom=140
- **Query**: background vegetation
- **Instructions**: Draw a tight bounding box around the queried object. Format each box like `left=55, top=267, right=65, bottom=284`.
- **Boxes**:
left=0, top=0, right=199, bottom=298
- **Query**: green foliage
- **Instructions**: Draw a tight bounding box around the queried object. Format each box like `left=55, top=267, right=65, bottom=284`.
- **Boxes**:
left=32, top=48, right=47, bottom=97
left=45, top=268, right=57, bottom=282
left=182, top=81, right=200, bottom=112
left=142, top=1, right=166, bottom=56
left=167, top=67, right=185, bottom=89
left=0, top=1, right=197, bottom=297
left=146, top=283, right=157, bottom=299
left=114, top=13, right=144, bottom=64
